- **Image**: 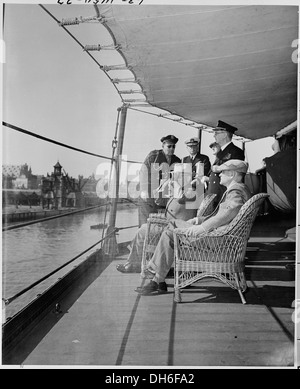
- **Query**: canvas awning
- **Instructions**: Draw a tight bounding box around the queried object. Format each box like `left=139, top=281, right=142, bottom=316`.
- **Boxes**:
left=96, top=4, right=298, bottom=140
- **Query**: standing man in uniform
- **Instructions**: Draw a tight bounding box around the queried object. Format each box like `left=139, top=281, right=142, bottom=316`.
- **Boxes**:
left=181, top=137, right=211, bottom=209
left=138, top=135, right=181, bottom=226
left=182, top=137, right=211, bottom=185
left=206, top=120, right=245, bottom=206
left=201, top=141, right=221, bottom=190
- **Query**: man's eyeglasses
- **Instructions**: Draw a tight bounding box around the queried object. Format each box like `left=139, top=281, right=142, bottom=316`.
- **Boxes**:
left=166, top=145, right=176, bottom=148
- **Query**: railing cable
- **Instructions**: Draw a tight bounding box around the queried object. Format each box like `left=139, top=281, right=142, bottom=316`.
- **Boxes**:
left=2, top=121, right=113, bottom=161
left=2, top=121, right=142, bottom=164
left=117, top=225, right=139, bottom=231
left=2, top=228, right=118, bottom=306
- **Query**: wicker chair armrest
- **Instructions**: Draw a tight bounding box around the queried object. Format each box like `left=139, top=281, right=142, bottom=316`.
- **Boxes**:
left=173, top=232, right=246, bottom=266
left=202, top=228, right=234, bottom=238
left=173, top=230, right=243, bottom=247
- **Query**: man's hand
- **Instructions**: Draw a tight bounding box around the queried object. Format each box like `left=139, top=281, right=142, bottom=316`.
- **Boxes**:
left=185, top=224, right=206, bottom=237
left=174, top=224, right=206, bottom=237
left=211, top=166, right=219, bottom=173
left=186, top=217, right=197, bottom=225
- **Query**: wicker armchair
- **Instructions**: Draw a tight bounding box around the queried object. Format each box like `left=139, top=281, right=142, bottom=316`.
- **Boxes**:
left=140, top=193, right=217, bottom=278
left=173, top=193, right=269, bottom=304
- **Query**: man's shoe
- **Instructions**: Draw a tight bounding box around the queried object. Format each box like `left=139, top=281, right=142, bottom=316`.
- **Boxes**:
left=158, top=282, right=168, bottom=293
left=135, top=280, right=167, bottom=295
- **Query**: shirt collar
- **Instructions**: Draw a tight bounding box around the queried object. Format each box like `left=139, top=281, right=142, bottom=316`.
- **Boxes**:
left=221, top=141, right=232, bottom=151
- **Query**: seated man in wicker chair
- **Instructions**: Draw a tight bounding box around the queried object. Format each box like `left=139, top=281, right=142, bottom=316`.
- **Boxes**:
left=116, top=163, right=203, bottom=273
left=135, top=159, right=251, bottom=294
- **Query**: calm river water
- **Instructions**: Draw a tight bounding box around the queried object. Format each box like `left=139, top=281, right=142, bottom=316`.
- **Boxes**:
left=2, top=205, right=138, bottom=319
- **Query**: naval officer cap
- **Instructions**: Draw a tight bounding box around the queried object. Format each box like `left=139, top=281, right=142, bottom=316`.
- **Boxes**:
left=160, top=135, right=179, bottom=144
left=185, top=137, right=200, bottom=146
left=213, top=120, right=238, bottom=134
left=215, top=159, right=248, bottom=174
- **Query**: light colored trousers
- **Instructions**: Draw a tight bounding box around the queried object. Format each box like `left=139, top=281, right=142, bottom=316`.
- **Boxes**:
left=127, top=223, right=148, bottom=265
left=148, top=229, right=175, bottom=282
left=128, top=223, right=175, bottom=282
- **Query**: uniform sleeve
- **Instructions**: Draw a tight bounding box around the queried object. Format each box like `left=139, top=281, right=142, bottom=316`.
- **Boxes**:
left=200, top=189, right=245, bottom=232
left=174, top=155, right=182, bottom=164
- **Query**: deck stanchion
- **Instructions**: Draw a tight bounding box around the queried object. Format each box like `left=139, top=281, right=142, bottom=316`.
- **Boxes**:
left=103, top=105, right=128, bottom=256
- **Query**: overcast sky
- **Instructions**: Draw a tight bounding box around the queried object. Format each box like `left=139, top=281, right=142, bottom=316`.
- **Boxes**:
left=1, top=1, right=276, bottom=179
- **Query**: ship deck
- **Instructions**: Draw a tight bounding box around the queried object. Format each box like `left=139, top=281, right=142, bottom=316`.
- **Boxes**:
left=2, top=212, right=297, bottom=368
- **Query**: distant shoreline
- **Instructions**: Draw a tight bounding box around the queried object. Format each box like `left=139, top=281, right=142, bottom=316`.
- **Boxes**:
left=2, top=200, right=138, bottom=226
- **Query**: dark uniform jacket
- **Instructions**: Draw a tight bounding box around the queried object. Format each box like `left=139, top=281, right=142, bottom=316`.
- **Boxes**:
left=182, top=153, right=211, bottom=179
left=207, top=142, right=245, bottom=203
left=139, top=149, right=181, bottom=199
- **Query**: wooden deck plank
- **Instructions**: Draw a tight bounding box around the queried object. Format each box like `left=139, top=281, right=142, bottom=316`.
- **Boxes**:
left=7, top=242, right=295, bottom=367
left=20, top=260, right=143, bottom=366
left=121, top=276, right=294, bottom=366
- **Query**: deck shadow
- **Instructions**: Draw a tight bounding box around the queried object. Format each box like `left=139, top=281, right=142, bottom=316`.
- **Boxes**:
left=178, top=284, right=295, bottom=309
left=245, top=266, right=295, bottom=282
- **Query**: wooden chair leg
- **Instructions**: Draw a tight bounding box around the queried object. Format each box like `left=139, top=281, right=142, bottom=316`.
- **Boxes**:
left=237, top=289, right=247, bottom=304
left=234, top=273, right=247, bottom=304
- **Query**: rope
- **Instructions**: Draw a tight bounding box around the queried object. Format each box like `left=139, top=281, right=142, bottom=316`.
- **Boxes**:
left=2, top=121, right=142, bottom=164
left=2, top=122, right=113, bottom=160
left=127, top=106, right=251, bottom=144
left=2, top=228, right=118, bottom=306
left=127, top=106, right=214, bottom=133
left=117, top=224, right=139, bottom=231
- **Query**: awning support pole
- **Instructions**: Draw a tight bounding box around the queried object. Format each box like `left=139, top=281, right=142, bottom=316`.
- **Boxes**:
left=103, top=104, right=128, bottom=256
left=197, top=128, right=202, bottom=152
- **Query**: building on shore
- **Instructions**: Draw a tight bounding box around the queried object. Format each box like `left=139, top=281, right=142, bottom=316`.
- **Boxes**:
left=2, top=162, right=103, bottom=210
left=2, top=163, right=42, bottom=190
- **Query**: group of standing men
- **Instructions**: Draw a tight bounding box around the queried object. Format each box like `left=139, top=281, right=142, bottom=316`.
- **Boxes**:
left=138, top=119, right=245, bottom=227
left=116, top=120, right=250, bottom=294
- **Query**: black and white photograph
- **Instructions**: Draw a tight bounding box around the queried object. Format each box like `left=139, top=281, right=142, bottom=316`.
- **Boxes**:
left=0, top=0, right=299, bottom=370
